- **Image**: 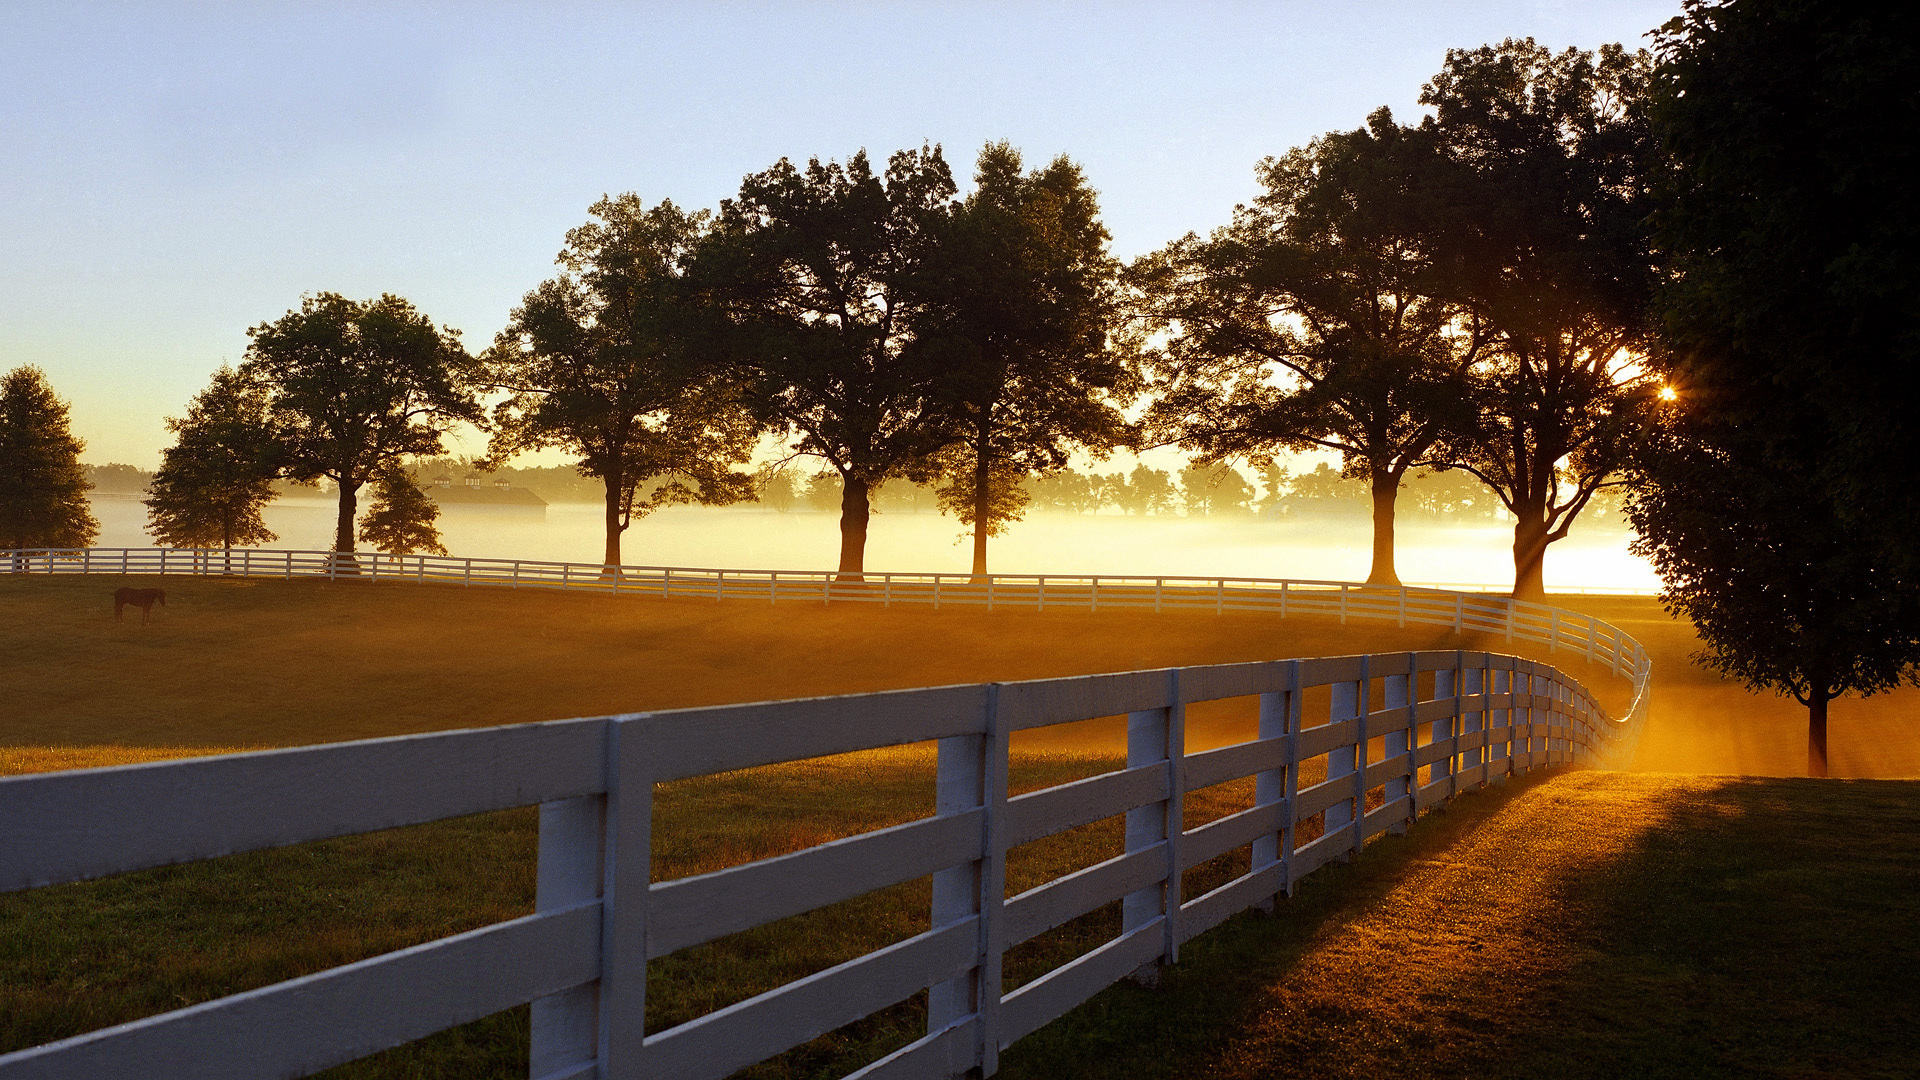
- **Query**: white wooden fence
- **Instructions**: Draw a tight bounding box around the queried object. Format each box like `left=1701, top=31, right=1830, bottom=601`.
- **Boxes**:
left=0, top=635, right=1643, bottom=1078
left=7, top=547, right=1652, bottom=684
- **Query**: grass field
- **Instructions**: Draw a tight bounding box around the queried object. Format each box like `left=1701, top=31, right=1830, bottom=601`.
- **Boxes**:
left=3, top=573, right=1918, bottom=1077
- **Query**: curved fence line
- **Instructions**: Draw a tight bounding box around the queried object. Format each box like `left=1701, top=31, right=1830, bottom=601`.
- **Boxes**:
left=1, top=647, right=1624, bottom=1080
left=4, top=545, right=1652, bottom=752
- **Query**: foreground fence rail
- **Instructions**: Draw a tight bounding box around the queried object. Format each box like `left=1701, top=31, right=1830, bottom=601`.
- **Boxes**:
left=0, top=628, right=1645, bottom=1078
left=9, top=547, right=1652, bottom=682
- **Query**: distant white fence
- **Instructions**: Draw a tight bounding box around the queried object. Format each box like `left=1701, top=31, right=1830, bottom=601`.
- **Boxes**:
left=0, top=638, right=1641, bottom=1078
left=6, top=547, right=1652, bottom=684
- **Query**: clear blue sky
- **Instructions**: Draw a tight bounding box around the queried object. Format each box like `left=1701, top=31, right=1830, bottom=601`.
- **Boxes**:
left=0, top=1, right=1678, bottom=466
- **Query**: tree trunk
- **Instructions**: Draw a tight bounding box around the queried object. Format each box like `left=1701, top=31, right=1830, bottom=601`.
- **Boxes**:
left=602, top=471, right=625, bottom=575
left=333, top=479, right=360, bottom=574
left=837, top=474, right=870, bottom=581
left=1510, top=513, right=1550, bottom=602
left=1367, top=475, right=1400, bottom=586
left=970, top=425, right=991, bottom=581
left=334, top=483, right=358, bottom=552
left=1807, top=688, right=1830, bottom=778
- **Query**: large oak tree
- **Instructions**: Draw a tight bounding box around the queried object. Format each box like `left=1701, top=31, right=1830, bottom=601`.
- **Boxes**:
left=486, top=194, right=757, bottom=571
left=241, top=293, right=479, bottom=557
left=1132, top=110, right=1479, bottom=585
left=696, top=147, right=957, bottom=577
left=1423, top=39, right=1659, bottom=601
left=916, top=142, right=1133, bottom=577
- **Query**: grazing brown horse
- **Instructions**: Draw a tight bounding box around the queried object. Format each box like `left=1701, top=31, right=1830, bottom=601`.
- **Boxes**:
left=113, top=587, right=166, bottom=623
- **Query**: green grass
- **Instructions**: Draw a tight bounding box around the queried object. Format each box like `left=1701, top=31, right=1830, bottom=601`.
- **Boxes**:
left=5, top=574, right=1918, bottom=1077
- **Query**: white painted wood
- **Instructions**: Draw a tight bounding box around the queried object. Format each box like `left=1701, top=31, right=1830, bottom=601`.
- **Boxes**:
left=646, top=684, right=990, bottom=782
left=929, top=728, right=985, bottom=1036
left=1180, top=801, right=1287, bottom=870
left=1182, top=734, right=1286, bottom=792
left=997, top=921, right=1164, bottom=1047
left=598, top=716, right=652, bottom=1079
left=531, top=796, right=605, bottom=1080
left=844, top=1018, right=978, bottom=1080
left=1003, top=844, right=1168, bottom=946
left=997, top=668, right=1174, bottom=731
left=1293, top=718, right=1361, bottom=762
left=1177, top=862, right=1284, bottom=943
left=0, top=903, right=601, bottom=1080
left=649, top=809, right=985, bottom=958
left=642, top=919, right=977, bottom=1080
left=0, top=717, right=610, bottom=892
left=1003, top=764, right=1168, bottom=849
left=1288, top=824, right=1354, bottom=880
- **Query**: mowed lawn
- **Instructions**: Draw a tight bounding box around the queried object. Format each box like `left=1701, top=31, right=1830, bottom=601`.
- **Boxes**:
left=4, top=574, right=1919, bottom=1079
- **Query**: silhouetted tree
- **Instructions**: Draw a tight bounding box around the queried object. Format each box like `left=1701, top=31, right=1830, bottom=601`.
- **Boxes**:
left=916, top=143, right=1133, bottom=575
left=1134, top=110, right=1479, bottom=584
left=752, top=464, right=800, bottom=513
left=697, top=146, right=957, bottom=578
left=0, top=365, right=97, bottom=552
left=486, top=195, right=757, bottom=571
left=1177, top=464, right=1255, bottom=516
left=241, top=293, right=479, bottom=558
left=1629, top=408, right=1918, bottom=778
left=359, top=465, right=447, bottom=557
left=145, top=365, right=280, bottom=552
left=1629, top=0, right=1920, bottom=777
left=1650, top=0, right=1920, bottom=578
left=1423, top=39, right=1659, bottom=601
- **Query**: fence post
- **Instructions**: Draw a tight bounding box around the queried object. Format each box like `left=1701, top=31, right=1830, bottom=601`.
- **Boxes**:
left=1090, top=576, right=1098, bottom=613
left=1327, top=659, right=1366, bottom=858
left=1038, top=576, right=1046, bottom=612
left=929, top=685, right=1008, bottom=1074
left=1154, top=578, right=1162, bottom=614
left=716, top=570, right=724, bottom=602
left=1461, top=659, right=1485, bottom=788
left=530, top=793, right=606, bottom=1080
left=1490, top=665, right=1512, bottom=778
left=1339, top=584, right=1348, bottom=625
left=1253, top=660, right=1301, bottom=904
left=768, top=571, right=777, bottom=605
left=1124, top=670, right=1183, bottom=978
left=1280, top=580, right=1288, bottom=619
left=1432, top=654, right=1459, bottom=799
left=1397, top=586, right=1406, bottom=628
left=1216, top=578, right=1224, bottom=615
left=1381, top=655, right=1413, bottom=835
left=597, top=715, right=653, bottom=1077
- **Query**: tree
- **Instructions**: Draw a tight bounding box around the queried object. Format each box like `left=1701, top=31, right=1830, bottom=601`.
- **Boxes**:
left=359, top=465, right=447, bottom=557
left=1177, top=463, right=1254, bottom=516
left=915, top=143, right=1134, bottom=576
left=1133, top=110, right=1479, bottom=585
left=1630, top=0, right=1920, bottom=776
left=1628, top=407, right=1917, bottom=778
left=0, top=365, right=97, bottom=552
left=241, top=293, right=479, bottom=558
left=1422, top=39, right=1659, bottom=601
left=1649, top=0, right=1920, bottom=577
left=697, top=146, right=957, bottom=578
left=145, top=365, right=280, bottom=552
left=487, top=195, right=758, bottom=572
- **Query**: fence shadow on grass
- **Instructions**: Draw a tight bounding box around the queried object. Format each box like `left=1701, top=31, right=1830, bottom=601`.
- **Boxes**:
left=1000, top=772, right=1920, bottom=1080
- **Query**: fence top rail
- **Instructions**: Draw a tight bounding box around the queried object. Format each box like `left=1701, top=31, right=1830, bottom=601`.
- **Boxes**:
left=0, top=645, right=1628, bottom=897
left=8, top=545, right=1661, bottom=610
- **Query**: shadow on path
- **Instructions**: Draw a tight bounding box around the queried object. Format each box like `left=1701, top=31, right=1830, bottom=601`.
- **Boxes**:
left=1000, top=772, right=1920, bottom=1080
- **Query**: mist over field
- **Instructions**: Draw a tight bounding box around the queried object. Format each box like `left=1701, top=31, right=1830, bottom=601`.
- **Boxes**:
left=84, top=493, right=1657, bottom=591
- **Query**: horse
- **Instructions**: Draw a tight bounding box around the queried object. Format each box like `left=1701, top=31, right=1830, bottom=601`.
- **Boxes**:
left=113, top=587, right=166, bottom=623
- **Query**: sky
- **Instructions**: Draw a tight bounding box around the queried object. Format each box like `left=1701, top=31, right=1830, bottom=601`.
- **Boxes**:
left=1, top=0, right=1680, bottom=467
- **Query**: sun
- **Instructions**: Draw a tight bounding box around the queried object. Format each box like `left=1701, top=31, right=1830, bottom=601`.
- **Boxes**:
left=1658, top=385, right=1679, bottom=402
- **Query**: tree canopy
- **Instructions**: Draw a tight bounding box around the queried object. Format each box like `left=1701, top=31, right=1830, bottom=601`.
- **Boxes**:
left=359, top=466, right=448, bottom=557
left=1422, top=38, right=1660, bottom=600
left=145, top=365, right=280, bottom=550
left=486, top=194, right=757, bottom=570
left=0, top=365, right=97, bottom=551
left=241, top=293, right=479, bottom=557
left=696, top=146, right=958, bottom=577
left=915, top=142, right=1133, bottom=576
left=1133, top=109, right=1478, bottom=584
left=1632, top=0, right=1920, bottom=774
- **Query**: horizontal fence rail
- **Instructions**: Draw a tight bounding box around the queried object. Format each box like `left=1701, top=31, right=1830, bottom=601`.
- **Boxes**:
left=6, top=546, right=1653, bottom=687
left=0, top=632, right=1647, bottom=1077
